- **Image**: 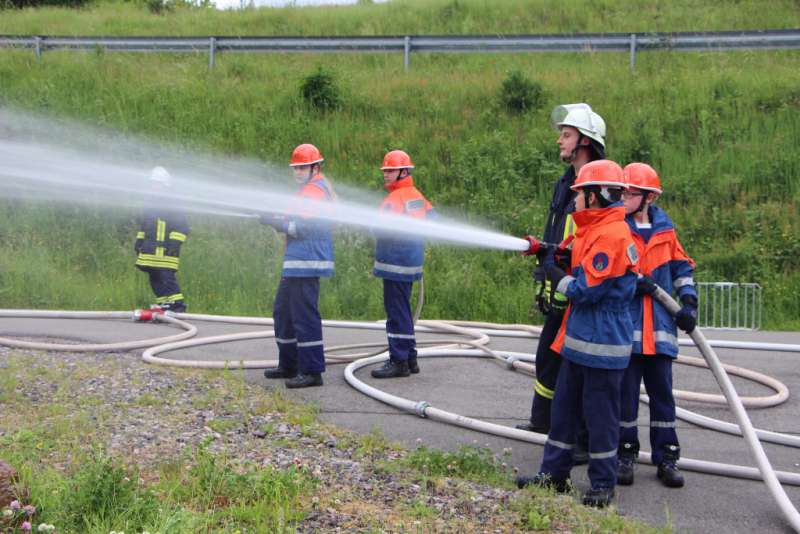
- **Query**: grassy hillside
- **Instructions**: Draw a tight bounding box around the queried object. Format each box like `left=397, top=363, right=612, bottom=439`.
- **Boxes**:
left=0, top=0, right=799, bottom=329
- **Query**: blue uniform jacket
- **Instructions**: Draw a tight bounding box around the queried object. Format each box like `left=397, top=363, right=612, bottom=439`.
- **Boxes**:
left=552, top=204, right=639, bottom=370
left=281, top=175, right=335, bottom=278
left=626, top=205, right=697, bottom=358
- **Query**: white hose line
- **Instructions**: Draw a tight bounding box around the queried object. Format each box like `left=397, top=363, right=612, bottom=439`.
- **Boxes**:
left=0, top=310, right=197, bottom=352
left=652, top=287, right=800, bottom=532
left=343, top=350, right=800, bottom=488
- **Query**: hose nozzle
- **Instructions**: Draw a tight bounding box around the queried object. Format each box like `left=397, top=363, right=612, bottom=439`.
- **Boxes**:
left=133, top=307, right=164, bottom=322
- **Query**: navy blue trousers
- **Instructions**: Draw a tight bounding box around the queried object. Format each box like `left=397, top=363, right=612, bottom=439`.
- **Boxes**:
left=383, top=279, right=416, bottom=362
left=540, top=359, right=624, bottom=489
left=273, top=277, right=325, bottom=375
left=619, top=354, right=679, bottom=464
left=138, top=266, right=184, bottom=306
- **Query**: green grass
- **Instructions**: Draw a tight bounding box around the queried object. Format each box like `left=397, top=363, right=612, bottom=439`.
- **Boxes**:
left=0, top=1, right=798, bottom=328
left=2, top=0, right=799, bottom=36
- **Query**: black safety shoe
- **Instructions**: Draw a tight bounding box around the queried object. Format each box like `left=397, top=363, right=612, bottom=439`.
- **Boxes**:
left=514, top=422, right=549, bottom=434
left=408, top=358, right=420, bottom=374
left=657, top=460, right=685, bottom=488
left=617, top=456, right=635, bottom=486
left=582, top=486, right=615, bottom=508
left=371, top=359, right=410, bottom=379
left=285, top=373, right=323, bottom=389
left=515, top=473, right=571, bottom=493
left=263, top=367, right=297, bottom=379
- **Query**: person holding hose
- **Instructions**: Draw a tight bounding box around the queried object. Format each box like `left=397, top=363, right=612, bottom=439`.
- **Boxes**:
left=371, top=150, right=436, bottom=379
left=134, top=166, right=189, bottom=313
left=519, top=103, right=607, bottom=464
left=517, top=160, right=638, bottom=509
left=616, top=162, right=697, bottom=488
left=261, top=143, right=336, bottom=389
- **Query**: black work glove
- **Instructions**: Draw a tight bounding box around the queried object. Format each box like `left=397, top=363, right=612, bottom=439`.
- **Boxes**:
left=636, top=274, right=658, bottom=296
left=675, top=294, right=698, bottom=333
left=542, top=251, right=567, bottom=288
left=554, top=247, right=571, bottom=270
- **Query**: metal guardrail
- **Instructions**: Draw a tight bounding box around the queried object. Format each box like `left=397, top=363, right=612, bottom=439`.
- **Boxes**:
left=696, top=282, right=762, bottom=331
left=1, top=29, right=799, bottom=70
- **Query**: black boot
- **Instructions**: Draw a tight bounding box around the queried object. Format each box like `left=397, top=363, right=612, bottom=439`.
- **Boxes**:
left=285, top=373, right=323, bottom=389
left=582, top=486, right=615, bottom=508
left=371, top=359, right=410, bottom=379
left=263, top=367, right=297, bottom=379
left=515, top=472, right=571, bottom=493
left=616, top=441, right=639, bottom=486
left=657, top=445, right=685, bottom=488
left=408, top=357, right=420, bottom=374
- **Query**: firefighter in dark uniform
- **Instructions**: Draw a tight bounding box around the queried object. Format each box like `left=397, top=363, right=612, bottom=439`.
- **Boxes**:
left=134, top=166, right=189, bottom=312
left=518, top=104, right=607, bottom=438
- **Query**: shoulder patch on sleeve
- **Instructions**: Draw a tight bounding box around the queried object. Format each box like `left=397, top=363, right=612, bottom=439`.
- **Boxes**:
left=626, top=243, right=639, bottom=265
left=405, top=199, right=425, bottom=212
left=592, top=252, right=610, bottom=272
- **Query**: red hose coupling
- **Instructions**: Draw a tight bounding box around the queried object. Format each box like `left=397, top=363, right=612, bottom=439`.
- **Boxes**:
left=133, top=307, right=163, bottom=322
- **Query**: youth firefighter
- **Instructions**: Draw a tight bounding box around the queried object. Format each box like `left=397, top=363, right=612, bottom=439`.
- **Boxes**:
left=134, top=166, right=189, bottom=312
left=261, top=144, right=336, bottom=389
left=370, top=150, right=436, bottom=379
left=517, top=160, right=638, bottom=509
left=616, top=162, right=697, bottom=488
left=519, top=103, right=606, bottom=463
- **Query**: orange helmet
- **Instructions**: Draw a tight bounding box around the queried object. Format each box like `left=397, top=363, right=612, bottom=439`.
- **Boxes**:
left=380, top=150, right=415, bottom=170
left=623, top=163, right=662, bottom=194
left=290, top=144, right=324, bottom=167
left=571, top=160, right=627, bottom=191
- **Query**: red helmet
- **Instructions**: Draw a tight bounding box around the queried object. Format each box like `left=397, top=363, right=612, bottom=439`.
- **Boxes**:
left=380, top=150, right=415, bottom=170
left=623, top=163, right=662, bottom=194
left=572, top=160, right=626, bottom=191
left=290, top=144, right=324, bottom=167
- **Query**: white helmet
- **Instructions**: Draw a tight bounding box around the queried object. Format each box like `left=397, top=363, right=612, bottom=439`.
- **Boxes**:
left=149, top=166, right=172, bottom=186
left=551, top=103, right=606, bottom=148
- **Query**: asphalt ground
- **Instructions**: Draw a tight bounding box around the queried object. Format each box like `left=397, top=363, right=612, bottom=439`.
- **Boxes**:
left=2, top=315, right=800, bottom=533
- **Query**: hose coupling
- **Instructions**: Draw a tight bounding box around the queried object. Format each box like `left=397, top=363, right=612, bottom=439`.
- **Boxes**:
left=133, top=307, right=163, bottom=322
left=414, top=401, right=430, bottom=418
left=506, top=355, right=521, bottom=370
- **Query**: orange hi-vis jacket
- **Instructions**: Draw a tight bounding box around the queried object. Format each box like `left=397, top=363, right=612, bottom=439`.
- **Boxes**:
left=626, top=205, right=696, bottom=358
left=551, top=204, right=639, bottom=370
left=373, top=176, right=436, bottom=282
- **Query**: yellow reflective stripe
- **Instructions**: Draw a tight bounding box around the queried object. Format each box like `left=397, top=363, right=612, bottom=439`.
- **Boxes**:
left=136, top=231, right=145, bottom=239
left=169, top=231, right=187, bottom=242
left=155, top=246, right=165, bottom=257
left=156, top=219, right=166, bottom=242
left=157, top=293, right=183, bottom=303
left=534, top=380, right=555, bottom=399
left=136, top=255, right=180, bottom=269
left=563, top=213, right=576, bottom=240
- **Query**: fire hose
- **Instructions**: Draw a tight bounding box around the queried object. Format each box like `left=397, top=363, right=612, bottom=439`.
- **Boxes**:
left=1, top=296, right=800, bottom=531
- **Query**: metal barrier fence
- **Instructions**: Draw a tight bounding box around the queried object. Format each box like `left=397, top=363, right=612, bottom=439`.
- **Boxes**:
left=1, top=29, right=799, bottom=71
left=696, top=282, right=762, bottom=331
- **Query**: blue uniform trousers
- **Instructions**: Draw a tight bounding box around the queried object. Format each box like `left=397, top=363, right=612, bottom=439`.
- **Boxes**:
left=273, top=277, right=325, bottom=375
left=619, top=354, right=679, bottom=465
left=540, top=359, right=624, bottom=489
left=383, top=279, right=416, bottom=362
left=138, top=266, right=184, bottom=307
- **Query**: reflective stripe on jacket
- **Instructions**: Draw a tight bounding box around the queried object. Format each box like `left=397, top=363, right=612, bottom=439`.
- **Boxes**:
left=373, top=176, right=435, bottom=282
left=627, top=205, right=697, bottom=358
left=281, top=174, right=335, bottom=278
left=535, top=167, right=577, bottom=310
left=551, top=204, right=639, bottom=370
left=135, top=208, right=189, bottom=271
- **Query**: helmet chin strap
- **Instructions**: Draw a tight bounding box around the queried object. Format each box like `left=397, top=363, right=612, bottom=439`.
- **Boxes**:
left=563, top=133, right=587, bottom=164
left=635, top=192, right=648, bottom=214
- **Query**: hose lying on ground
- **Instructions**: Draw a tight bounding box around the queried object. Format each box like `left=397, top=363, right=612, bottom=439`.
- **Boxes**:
left=1, top=305, right=800, bottom=531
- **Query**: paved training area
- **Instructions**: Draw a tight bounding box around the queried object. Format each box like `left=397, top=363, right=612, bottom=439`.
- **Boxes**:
left=2, top=315, right=800, bottom=533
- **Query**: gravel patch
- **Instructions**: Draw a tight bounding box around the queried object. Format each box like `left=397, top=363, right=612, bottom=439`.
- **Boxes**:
left=0, top=345, right=522, bottom=533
